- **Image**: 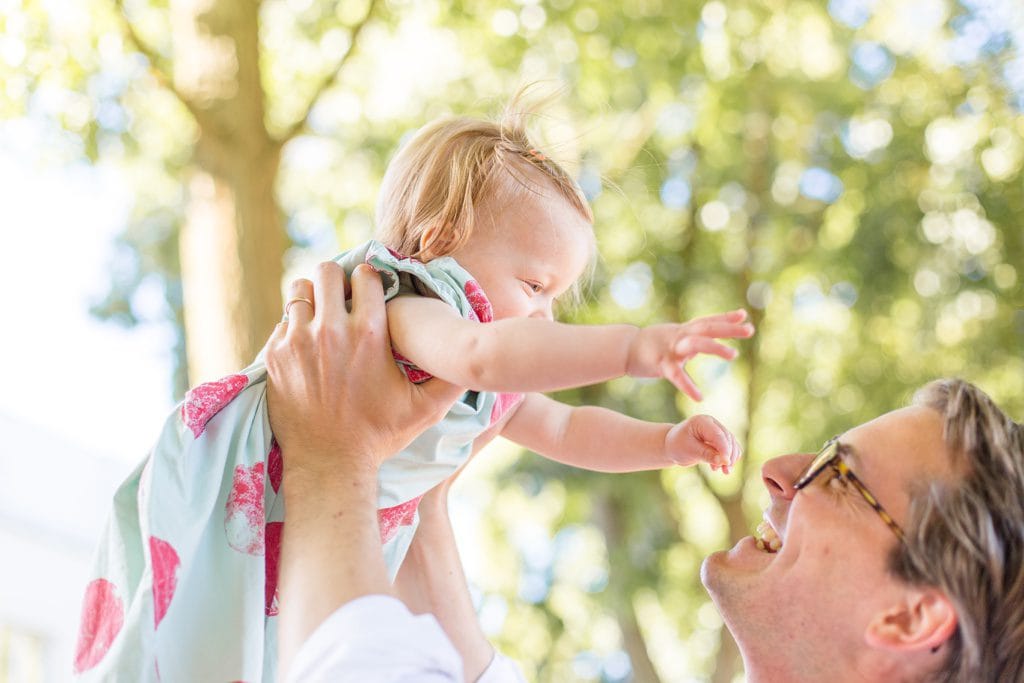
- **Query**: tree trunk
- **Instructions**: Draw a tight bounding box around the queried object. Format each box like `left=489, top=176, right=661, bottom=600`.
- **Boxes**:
left=593, top=487, right=664, bottom=683
left=171, top=0, right=286, bottom=385
left=710, top=493, right=746, bottom=683
left=710, top=72, right=774, bottom=683
left=667, top=142, right=746, bottom=683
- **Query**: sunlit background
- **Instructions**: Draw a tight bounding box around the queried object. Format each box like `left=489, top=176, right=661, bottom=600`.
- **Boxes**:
left=2, top=0, right=1022, bottom=681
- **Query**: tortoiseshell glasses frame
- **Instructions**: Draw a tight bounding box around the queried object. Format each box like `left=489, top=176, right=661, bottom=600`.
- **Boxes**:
left=793, top=437, right=906, bottom=542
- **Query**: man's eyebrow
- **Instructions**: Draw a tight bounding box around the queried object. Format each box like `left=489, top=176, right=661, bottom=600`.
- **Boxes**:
left=836, top=441, right=864, bottom=472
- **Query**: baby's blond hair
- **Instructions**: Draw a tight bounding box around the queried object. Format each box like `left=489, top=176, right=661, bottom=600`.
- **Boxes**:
left=375, top=94, right=593, bottom=262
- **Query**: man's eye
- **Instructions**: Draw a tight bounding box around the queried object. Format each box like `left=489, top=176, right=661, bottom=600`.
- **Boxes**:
left=826, top=470, right=850, bottom=492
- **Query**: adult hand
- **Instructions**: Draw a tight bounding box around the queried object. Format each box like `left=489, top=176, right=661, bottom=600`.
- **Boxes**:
left=264, top=261, right=464, bottom=484
left=266, top=261, right=463, bottom=679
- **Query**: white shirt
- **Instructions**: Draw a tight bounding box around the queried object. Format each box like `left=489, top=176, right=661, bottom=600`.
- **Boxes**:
left=288, top=595, right=527, bottom=683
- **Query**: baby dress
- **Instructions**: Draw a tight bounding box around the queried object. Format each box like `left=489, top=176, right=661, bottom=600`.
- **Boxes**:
left=73, top=240, right=523, bottom=682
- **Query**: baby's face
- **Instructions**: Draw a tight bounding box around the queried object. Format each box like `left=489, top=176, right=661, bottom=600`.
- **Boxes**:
left=447, top=193, right=594, bottom=321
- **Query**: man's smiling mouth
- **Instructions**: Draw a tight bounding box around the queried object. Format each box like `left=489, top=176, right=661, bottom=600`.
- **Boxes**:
left=755, top=518, right=782, bottom=553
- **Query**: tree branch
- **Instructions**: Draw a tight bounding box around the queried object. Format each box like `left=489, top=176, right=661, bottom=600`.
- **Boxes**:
left=275, top=0, right=379, bottom=145
left=111, top=0, right=205, bottom=126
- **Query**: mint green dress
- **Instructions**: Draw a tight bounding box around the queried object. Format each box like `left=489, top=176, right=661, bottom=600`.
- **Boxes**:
left=73, top=241, right=523, bottom=682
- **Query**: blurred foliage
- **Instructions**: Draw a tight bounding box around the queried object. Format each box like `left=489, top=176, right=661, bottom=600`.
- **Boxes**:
left=6, top=0, right=1024, bottom=680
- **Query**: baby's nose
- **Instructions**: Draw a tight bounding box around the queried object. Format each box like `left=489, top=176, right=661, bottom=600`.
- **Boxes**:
left=529, top=306, right=554, bottom=321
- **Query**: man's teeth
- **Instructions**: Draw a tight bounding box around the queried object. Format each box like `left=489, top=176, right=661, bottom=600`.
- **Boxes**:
left=755, top=521, right=782, bottom=553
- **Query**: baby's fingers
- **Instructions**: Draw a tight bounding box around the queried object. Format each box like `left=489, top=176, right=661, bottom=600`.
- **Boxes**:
left=673, top=336, right=739, bottom=362
left=725, top=430, right=742, bottom=469
left=696, top=416, right=732, bottom=463
left=680, top=318, right=755, bottom=342
left=685, top=309, right=749, bottom=326
left=662, top=359, right=702, bottom=401
left=719, top=429, right=744, bottom=475
left=691, top=308, right=746, bottom=321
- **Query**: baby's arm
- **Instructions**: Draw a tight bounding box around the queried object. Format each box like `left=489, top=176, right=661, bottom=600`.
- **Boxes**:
left=501, top=393, right=741, bottom=473
left=387, top=295, right=635, bottom=392
left=386, top=296, right=752, bottom=396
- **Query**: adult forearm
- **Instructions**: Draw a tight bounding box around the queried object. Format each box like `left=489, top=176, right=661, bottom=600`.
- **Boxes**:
left=278, top=460, right=393, bottom=677
left=395, top=499, right=494, bottom=683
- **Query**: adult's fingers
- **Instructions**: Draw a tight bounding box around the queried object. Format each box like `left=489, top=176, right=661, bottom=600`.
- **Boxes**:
left=265, top=320, right=287, bottom=354
left=284, top=278, right=315, bottom=326
left=312, top=261, right=348, bottom=326
left=349, top=265, right=387, bottom=332
left=350, top=264, right=385, bottom=307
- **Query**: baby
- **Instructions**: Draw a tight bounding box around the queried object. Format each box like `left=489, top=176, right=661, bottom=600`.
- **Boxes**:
left=74, top=101, right=753, bottom=682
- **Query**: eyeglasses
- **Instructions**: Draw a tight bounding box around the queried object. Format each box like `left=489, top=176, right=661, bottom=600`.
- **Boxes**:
left=793, top=437, right=905, bottom=542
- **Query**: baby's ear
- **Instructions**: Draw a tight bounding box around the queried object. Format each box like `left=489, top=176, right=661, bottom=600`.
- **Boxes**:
left=864, top=587, right=957, bottom=654
left=418, top=224, right=443, bottom=260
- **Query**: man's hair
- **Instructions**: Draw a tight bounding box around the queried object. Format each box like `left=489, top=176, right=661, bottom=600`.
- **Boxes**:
left=888, top=378, right=1024, bottom=682
left=374, top=89, right=593, bottom=263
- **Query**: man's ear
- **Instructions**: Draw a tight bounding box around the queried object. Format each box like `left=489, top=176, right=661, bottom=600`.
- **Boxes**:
left=865, top=588, right=957, bottom=653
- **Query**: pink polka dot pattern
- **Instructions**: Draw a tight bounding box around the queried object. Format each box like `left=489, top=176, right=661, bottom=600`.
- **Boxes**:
left=73, top=578, right=124, bottom=673
left=378, top=495, right=423, bottom=544
left=490, top=392, right=525, bottom=425
left=150, top=537, right=180, bottom=629
left=267, top=442, right=283, bottom=494
left=391, top=350, right=434, bottom=384
left=383, top=246, right=418, bottom=263
left=224, top=463, right=266, bottom=555
left=180, top=374, right=249, bottom=438
left=463, top=279, right=493, bottom=323
left=265, top=522, right=284, bottom=616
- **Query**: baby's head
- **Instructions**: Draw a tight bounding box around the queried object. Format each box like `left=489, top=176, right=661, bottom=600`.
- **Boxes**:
left=375, top=100, right=595, bottom=321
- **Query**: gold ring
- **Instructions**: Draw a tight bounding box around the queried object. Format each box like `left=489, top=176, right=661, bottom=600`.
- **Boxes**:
left=284, top=296, right=314, bottom=318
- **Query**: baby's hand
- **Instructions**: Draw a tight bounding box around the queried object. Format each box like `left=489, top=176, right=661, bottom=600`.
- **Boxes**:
left=665, top=415, right=741, bottom=473
left=626, top=309, right=754, bottom=401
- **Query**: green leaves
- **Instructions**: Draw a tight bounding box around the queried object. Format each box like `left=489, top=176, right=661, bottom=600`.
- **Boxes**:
left=17, top=0, right=1024, bottom=677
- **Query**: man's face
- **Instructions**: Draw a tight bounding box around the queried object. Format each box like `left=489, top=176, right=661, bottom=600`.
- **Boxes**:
left=701, top=406, right=955, bottom=680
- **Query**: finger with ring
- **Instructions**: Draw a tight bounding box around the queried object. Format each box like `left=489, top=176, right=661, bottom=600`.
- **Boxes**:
left=282, top=278, right=315, bottom=325
left=285, top=297, right=313, bottom=316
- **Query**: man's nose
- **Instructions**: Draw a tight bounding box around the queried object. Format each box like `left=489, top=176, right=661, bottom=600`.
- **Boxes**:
left=761, top=452, right=814, bottom=501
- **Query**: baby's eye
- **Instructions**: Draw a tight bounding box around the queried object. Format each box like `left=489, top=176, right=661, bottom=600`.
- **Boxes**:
left=523, top=280, right=543, bottom=293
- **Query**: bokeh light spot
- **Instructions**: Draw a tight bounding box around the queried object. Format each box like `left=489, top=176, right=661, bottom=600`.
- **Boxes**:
left=799, top=167, right=844, bottom=203
left=659, top=176, right=691, bottom=210
left=699, top=200, right=730, bottom=231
